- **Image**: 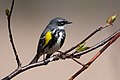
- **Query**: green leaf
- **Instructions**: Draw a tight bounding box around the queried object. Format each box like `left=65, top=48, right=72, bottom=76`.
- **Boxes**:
left=77, top=47, right=90, bottom=52
left=106, top=14, right=117, bottom=25
left=76, top=42, right=90, bottom=52
left=5, top=8, right=10, bottom=16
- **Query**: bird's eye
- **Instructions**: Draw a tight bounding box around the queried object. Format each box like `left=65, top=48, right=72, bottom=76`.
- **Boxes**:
left=57, top=21, right=66, bottom=26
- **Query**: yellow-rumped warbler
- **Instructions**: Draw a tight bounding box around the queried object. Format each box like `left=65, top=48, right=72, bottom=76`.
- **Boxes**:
left=30, top=17, right=72, bottom=64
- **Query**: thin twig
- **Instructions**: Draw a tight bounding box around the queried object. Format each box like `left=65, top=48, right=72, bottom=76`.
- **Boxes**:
left=2, top=29, right=120, bottom=80
left=68, top=31, right=120, bottom=80
left=7, top=0, right=21, bottom=67
left=3, top=0, right=119, bottom=79
left=73, top=28, right=120, bottom=57
left=63, top=24, right=109, bottom=55
left=2, top=57, right=55, bottom=80
left=72, top=58, right=85, bottom=66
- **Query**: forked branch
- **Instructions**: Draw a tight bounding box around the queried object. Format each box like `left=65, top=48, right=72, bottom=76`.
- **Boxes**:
left=5, top=0, right=21, bottom=68
left=69, top=31, right=120, bottom=80
left=2, top=0, right=119, bottom=80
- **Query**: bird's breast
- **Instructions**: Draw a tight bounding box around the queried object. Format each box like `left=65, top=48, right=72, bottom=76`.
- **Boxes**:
left=43, top=29, right=66, bottom=54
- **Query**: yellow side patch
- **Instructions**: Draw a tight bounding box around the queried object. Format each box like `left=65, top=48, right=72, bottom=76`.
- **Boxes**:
left=44, top=31, right=52, bottom=46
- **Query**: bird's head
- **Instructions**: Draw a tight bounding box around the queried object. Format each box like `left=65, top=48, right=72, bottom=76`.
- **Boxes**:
left=49, top=17, right=72, bottom=29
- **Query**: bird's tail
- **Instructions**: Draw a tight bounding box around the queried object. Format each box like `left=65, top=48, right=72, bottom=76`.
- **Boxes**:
left=29, top=52, right=42, bottom=64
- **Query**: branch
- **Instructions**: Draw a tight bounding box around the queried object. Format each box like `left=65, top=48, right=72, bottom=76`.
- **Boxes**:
left=5, top=0, right=21, bottom=67
left=63, top=24, right=110, bottom=55
left=72, top=28, right=120, bottom=57
left=3, top=0, right=119, bottom=79
left=68, top=30, right=120, bottom=80
left=64, top=14, right=117, bottom=55
left=2, top=28, right=120, bottom=80
left=2, top=57, right=57, bottom=80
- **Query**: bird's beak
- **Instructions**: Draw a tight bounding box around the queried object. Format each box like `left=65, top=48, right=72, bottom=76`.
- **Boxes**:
left=66, top=21, right=73, bottom=24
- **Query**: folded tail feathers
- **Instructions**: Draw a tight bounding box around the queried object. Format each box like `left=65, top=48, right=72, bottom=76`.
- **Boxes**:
left=29, top=52, right=42, bottom=64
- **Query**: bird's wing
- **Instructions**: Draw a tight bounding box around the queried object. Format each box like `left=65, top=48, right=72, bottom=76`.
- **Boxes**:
left=37, top=28, right=53, bottom=53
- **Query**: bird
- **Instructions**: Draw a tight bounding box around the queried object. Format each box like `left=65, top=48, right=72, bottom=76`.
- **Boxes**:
left=29, top=17, right=72, bottom=64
